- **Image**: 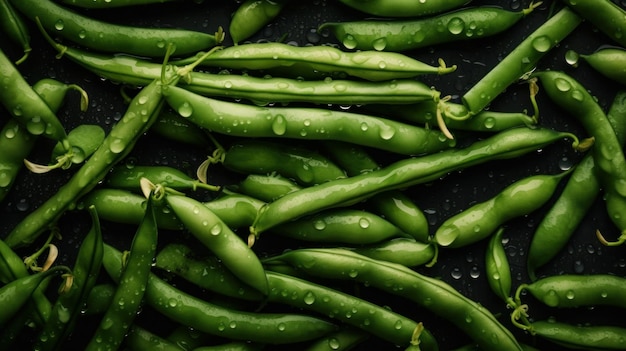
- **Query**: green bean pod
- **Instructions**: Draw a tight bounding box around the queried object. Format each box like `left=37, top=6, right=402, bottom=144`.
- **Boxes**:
left=321, top=4, right=539, bottom=52
left=5, top=78, right=167, bottom=248
left=485, top=228, right=513, bottom=306
left=265, top=271, right=439, bottom=350
left=86, top=194, right=158, bottom=351
left=251, top=127, right=579, bottom=237
left=0, top=265, right=70, bottom=328
left=219, top=140, right=347, bottom=186
left=349, top=237, right=436, bottom=268
left=165, top=193, right=269, bottom=295
left=336, top=0, right=470, bottom=18
left=529, top=320, right=626, bottom=350
left=10, top=0, right=222, bottom=57
left=174, top=42, right=457, bottom=81
left=83, top=283, right=115, bottom=316
left=0, top=0, right=30, bottom=64
left=527, top=90, right=626, bottom=278
left=520, top=274, right=626, bottom=309
left=165, top=86, right=455, bottom=156
left=533, top=70, right=626, bottom=244
left=0, top=120, right=36, bottom=202
left=233, top=174, right=302, bottom=202
left=203, top=193, right=265, bottom=229
left=229, top=0, right=288, bottom=44
left=0, top=48, right=69, bottom=147
left=574, top=47, right=626, bottom=86
left=304, top=327, right=369, bottom=351
left=560, top=0, right=626, bottom=47
left=35, top=205, right=104, bottom=351
left=265, top=248, right=523, bottom=351
left=155, top=243, right=264, bottom=301
left=32, top=78, right=89, bottom=113
left=106, top=165, right=219, bottom=192
left=124, top=325, right=184, bottom=351
left=103, top=245, right=339, bottom=344
left=271, top=208, right=412, bottom=245
left=462, top=7, right=582, bottom=115
left=152, top=107, right=211, bottom=148
left=433, top=171, right=569, bottom=249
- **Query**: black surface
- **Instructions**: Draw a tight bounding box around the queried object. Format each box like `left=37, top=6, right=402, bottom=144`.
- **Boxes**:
left=1, top=0, right=626, bottom=350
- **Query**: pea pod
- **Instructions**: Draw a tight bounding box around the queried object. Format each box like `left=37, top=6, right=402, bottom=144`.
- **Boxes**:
left=232, top=174, right=302, bottom=202
left=568, top=47, right=626, bottom=86
left=335, top=0, right=470, bottom=18
left=349, top=237, right=436, bottom=268
left=485, top=228, right=514, bottom=307
left=0, top=0, right=30, bottom=64
left=304, top=327, right=369, bottom=351
left=251, top=127, right=580, bottom=238
left=106, top=165, right=220, bottom=192
left=35, top=205, right=104, bottom=351
left=560, top=0, right=626, bottom=47
left=85, top=193, right=158, bottom=351
left=124, top=324, right=184, bottom=351
left=529, top=320, right=626, bottom=350
left=165, top=193, right=269, bottom=295
left=102, top=244, right=339, bottom=344
left=165, top=86, right=455, bottom=156
left=265, top=248, right=524, bottom=351
left=152, top=107, right=211, bottom=148
left=434, top=171, right=570, bottom=249
left=321, top=3, right=541, bottom=52
left=174, top=42, right=457, bottom=81
left=462, top=7, right=582, bottom=115
left=229, top=0, right=288, bottom=44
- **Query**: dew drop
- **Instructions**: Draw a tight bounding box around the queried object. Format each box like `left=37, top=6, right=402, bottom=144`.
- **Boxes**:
left=210, top=223, right=222, bottom=236
left=277, top=323, right=286, bottom=331
left=109, top=138, right=126, bottom=154
left=531, top=35, right=551, bottom=52
left=54, top=19, right=65, bottom=31
left=378, top=61, right=387, bottom=69
left=554, top=78, right=571, bottom=92
left=483, top=117, right=496, bottom=129
left=394, top=320, right=403, bottom=330
left=314, top=220, right=326, bottom=230
left=565, top=50, right=579, bottom=66
left=177, top=102, right=193, bottom=117
left=360, top=122, right=369, bottom=131
left=358, top=217, right=370, bottom=229
left=342, top=35, right=357, bottom=49
left=379, top=125, right=396, bottom=140
left=565, top=290, right=576, bottom=300
left=303, top=291, right=316, bottom=305
left=271, top=114, right=287, bottom=135
left=447, top=17, right=465, bottom=35
left=328, top=337, right=341, bottom=350
left=78, top=30, right=87, bottom=39
left=571, top=90, right=584, bottom=102
left=372, top=38, right=387, bottom=51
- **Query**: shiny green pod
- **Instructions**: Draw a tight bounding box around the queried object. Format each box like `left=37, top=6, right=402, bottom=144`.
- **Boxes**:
left=575, top=47, right=626, bottom=85
left=336, top=0, right=471, bottom=18
left=229, top=0, right=288, bottom=44
left=560, top=0, right=626, bottom=47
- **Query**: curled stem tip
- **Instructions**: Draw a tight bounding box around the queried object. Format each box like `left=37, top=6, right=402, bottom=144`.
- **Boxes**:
left=424, top=242, right=438, bottom=268
left=510, top=304, right=532, bottom=331
left=523, top=1, right=543, bottom=16
left=596, top=229, right=626, bottom=246
left=437, top=58, right=457, bottom=75
left=59, top=272, right=74, bottom=294
left=68, top=84, right=90, bottom=112
left=436, top=96, right=454, bottom=140
left=15, top=48, right=31, bottom=65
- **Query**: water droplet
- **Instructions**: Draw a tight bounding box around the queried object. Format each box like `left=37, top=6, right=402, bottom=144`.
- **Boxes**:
left=271, top=114, right=287, bottom=135
left=378, top=61, right=387, bottom=69
left=342, top=35, right=357, bottom=49
left=26, top=117, right=45, bottom=135
left=447, top=17, right=465, bottom=35
left=379, top=125, right=396, bottom=140
left=358, top=217, right=370, bottom=229
left=543, top=290, right=560, bottom=306
left=210, top=223, right=222, bottom=235
left=303, top=291, right=316, bottom=305
left=531, top=36, right=551, bottom=52
left=277, top=323, right=286, bottom=331
left=314, top=220, right=326, bottom=230
left=54, top=19, right=65, bottom=31
left=78, top=30, right=87, bottom=39
left=554, top=78, right=571, bottom=92
left=372, top=38, right=387, bottom=51
left=109, top=138, right=126, bottom=154
left=178, top=102, right=193, bottom=117
left=565, top=290, right=576, bottom=300
left=224, top=81, right=233, bottom=89
left=565, top=50, right=579, bottom=66
left=394, top=320, right=403, bottom=330
left=483, top=117, right=496, bottom=129
left=328, top=337, right=341, bottom=350
left=360, top=122, right=369, bottom=131
left=571, top=90, right=584, bottom=102
left=451, top=267, right=462, bottom=279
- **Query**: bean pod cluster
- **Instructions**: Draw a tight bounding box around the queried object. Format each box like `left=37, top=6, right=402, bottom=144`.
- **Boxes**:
left=1, top=0, right=626, bottom=350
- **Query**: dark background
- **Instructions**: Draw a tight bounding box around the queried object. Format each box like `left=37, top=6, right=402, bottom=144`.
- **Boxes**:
left=1, top=0, right=626, bottom=350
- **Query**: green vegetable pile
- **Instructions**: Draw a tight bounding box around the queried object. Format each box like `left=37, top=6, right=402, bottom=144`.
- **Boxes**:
left=1, top=0, right=626, bottom=350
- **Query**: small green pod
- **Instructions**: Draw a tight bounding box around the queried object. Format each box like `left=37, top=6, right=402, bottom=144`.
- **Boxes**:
left=484, top=228, right=512, bottom=305
left=434, top=171, right=569, bottom=248
left=350, top=237, right=436, bottom=267
left=106, top=165, right=219, bottom=192
left=575, top=47, right=626, bottom=85
left=233, top=174, right=302, bottom=202
left=530, top=320, right=626, bottom=350
left=270, top=208, right=412, bottom=245
left=32, top=78, right=89, bottom=113
left=321, top=4, right=539, bottom=52
left=521, top=274, right=626, bottom=309
left=166, top=194, right=269, bottom=295
left=560, top=0, right=626, bottom=47
left=203, top=193, right=265, bottom=229
left=336, top=0, right=470, bottom=18
left=0, top=0, right=30, bottom=64
left=220, top=140, right=346, bottom=186
left=51, top=124, right=106, bottom=165
left=229, top=0, right=288, bottom=44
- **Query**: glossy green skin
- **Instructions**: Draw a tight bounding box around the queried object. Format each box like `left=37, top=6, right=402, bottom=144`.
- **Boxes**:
left=152, top=107, right=210, bottom=148
left=304, top=327, right=369, bottom=351
left=106, top=165, right=206, bottom=191
left=124, top=325, right=183, bottom=351
left=174, top=42, right=456, bottom=81
left=61, top=0, right=181, bottom=8
left=0, top=120, right=36, bottom=202
left=523, top=274, right=626, bottom=309
left=485, top=228, right=512, bottom=304
left=166, top=194, right=269, bottom=295
left=336, top=0, right=470, bottom=18
left=165, top=86, right=455, bottom=156
left=266, top=271, right=439, bottom=350
left=221, top=140, right=347, bottom=186
left=32, top=78, right=77, bottom=112
left=535, top=71, right=626, bottom=238
left=265, top=248, right=523, bottom=351
left=561, top=0, right=626, bottom=47
left=230, top=0, right=287, bottom=44
left=155, top=243, right=264, bottom=301
left=272, top=208, right=412, bottom=244
left=103, top=245, right=338, bottom=344
left=83, top=283, right=115, bottom=316
left=0, top=265, right=69, bottom=328
left=35, top=206, right=104, bottom=351
left=0, top=0, right=30, bottom=63
left=530, top=320, right=626, bottom=350
left=350, top=237, right=436, bottom=268
left=5, top=79, right=166, bottom=248
left=434, top=172, right=568, bottom=248
left=86, top=196, right=158, bottom=351
left=462, top=7, right=582, bottom=115
left=322, top=140, right=429, bottom=242
left=251, top=127, right=576, bottom=236
left=0, top=48, right=68, bottom=144
left=322, top=6, right=531, bottom=52
left=527, top=90, right=626, bottom=278
left=364, top=101, right=536, bottom=133
left=580, top=47, right=626, bottom=86
left=234, top=174, right=302, bottom=202
left=9, top=0, right=219, bottom=57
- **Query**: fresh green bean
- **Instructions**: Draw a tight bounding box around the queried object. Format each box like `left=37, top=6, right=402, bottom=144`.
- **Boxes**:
left=165, top=85, right=455, bottom=156
left=192, top=341, right=265, bottom=351
left=152, top=107, right=211, bottom=148
left=83, top=283, right=116, bottom=316
left=124, top=324, right=185, bottom=351
left=231, top=174, right=302, bottom=202
left=462, top=7, right=582, bottom=115
left=250, top=127, right=580, bottom=239
left=265, top=248, right=523, bottom=351
left=485, top=228, right=514, bottom=307
left=102, top=244, right=339, bottom=344
left=304, top=327, right=369, bottom=351
left=560, top=0, right=626, bottom=47
left=229, top=0, right=288, bottom=44
left=174, top=42, right=457, bottom=81
left=106, top=165, right=220, bottom=192
left=349, top=237, right=436, bottom=268
left=10, top=0, right=223, bottom=57
left=528, top=319, right=626, bottom=350
left=568, top=46, right=626, bottom=86
left=0, top=0, right=30, bottom=64
left=321, top=3, right=541, bottom=52
left=335, top=0, right=471, bottom=18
